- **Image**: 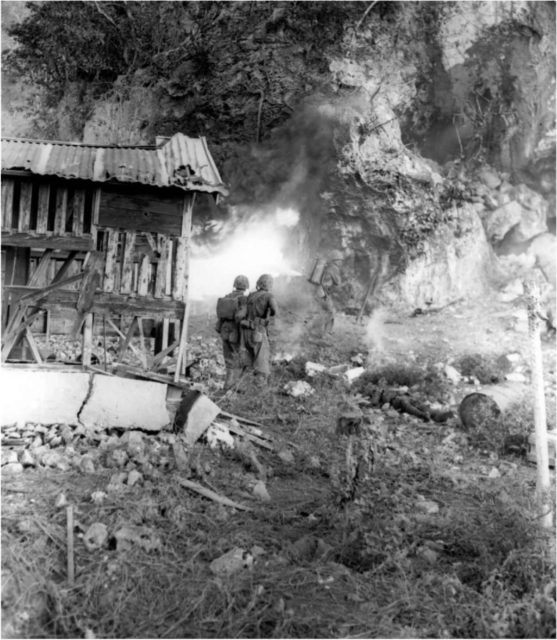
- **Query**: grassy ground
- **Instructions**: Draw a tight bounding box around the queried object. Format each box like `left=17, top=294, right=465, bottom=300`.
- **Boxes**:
left=1, top=294, right=556, bottom=638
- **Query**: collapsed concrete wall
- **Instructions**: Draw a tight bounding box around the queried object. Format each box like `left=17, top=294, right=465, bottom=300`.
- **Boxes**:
left=0, top=367, right=170, bottom=431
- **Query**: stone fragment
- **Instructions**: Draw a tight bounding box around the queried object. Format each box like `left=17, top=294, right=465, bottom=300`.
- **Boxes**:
left=174, top=391, right=220, bottom=446
left=2, top=462, right=23, bottom=474
left=91, top=491, right=107, bottom=505
left=19, top=449, right=36, bottom=467
left=55, top=493, right=68, bottom=508
left=283, top=380, right=314, bottom=398
left=120, top=431, right=145, bottom=458
left=305, top=362, right=327, bottom=377
left=444, top=364, right=462, bottom=385
left=209, top=547, right=253, bottom=576
left=505, top=372, right=527, bottom=383
left=206, top=423, right=234, bottom=449
left=415, top=498, right=440, bottom=515
left=107, top=473, right=127, bottom=493
left=83, top=522, right=108, bottom=551
left=488, top=467, right=501, bottom=479
left=417, top=546, right=439, bottom=564
left=60, top=425, right=74, bottom=444
left=41, top=450, right=69, bottom=470
left=253, top=480, right=271, bottom=502
left=343, top=367, right=366, bottom=384
left=171, top=441, right=189, bottom=471
left=127, top=470, right=143, bottom=487
left=79, top=455, right=96, bottom=474
left=108, top=449, right=128, bottom=468
left=114, top=525, right=161, bottom=551
left=277, top=449, right=295, bottom=464
left=2, top=450, right=18, bottom=466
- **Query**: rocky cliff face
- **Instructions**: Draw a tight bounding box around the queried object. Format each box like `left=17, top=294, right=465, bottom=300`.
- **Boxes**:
left=3, top=1, right=555, bottom=309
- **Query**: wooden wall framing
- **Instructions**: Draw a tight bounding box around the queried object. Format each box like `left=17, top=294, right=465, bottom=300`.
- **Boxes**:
left=1, top=173, right=198, bottom=377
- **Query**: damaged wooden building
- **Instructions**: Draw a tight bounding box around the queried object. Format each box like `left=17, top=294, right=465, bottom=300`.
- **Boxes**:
left=1, top=133, right=228, bottom=382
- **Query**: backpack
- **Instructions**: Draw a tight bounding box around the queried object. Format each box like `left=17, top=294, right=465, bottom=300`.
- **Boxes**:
left=216, top=294, right=247, bottom=321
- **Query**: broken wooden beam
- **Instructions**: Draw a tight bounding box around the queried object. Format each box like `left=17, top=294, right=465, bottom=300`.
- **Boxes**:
left=177, top=477, right=253, bottom=511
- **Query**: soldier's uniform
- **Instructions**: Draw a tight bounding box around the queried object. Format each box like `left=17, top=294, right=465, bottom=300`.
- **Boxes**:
left=315, top=250, right=342, bottom=335
left=216, top=275, right=249, bottom=390
left=240, top=274, right=278, bottom=384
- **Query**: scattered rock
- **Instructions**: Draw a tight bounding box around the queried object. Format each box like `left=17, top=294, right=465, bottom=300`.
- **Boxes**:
left=444, top=364, right=462, bottom=385
left=253, top=480, right=271, bottom=502
left=284, top=380, right=314, bottom=398
left=91, top=491, right=107, bottom=505
left=79, top=454, right=96, bottom=474
left=343, top=367, right=366, bottom=384
left=60, top=425, right=74, bottom=444
left=206, top=423, right=234, bottom=449
left=488, top=467, right=501, bottom=478
left=114, top=525, right=161, bottom=551
left=108, top=449, right=129, bottom=468
left=107, top=472, right=127, bottom=493
left=305, top=361, right=327, bottom=377
left=41, top=450, right=70, bottom=471
left=55, top=493, right=68, bottom=508
left=415, top=497, right=440, bottom=515
left=120, top=431, right=145, bottom=458
left=210, top=547, right=253, bottom=576
left=171, top=441, right=190, bottom=471
left=277, top=448, right=295, bottom=464
left=127, top=469, right=143, bottom=487
left=2, top=450, right=18, bottom=466
left=417, top=546, right=439, bottom=564
left=18, top=449, right=36, bottom=467
left=83, top=522, right=108, bottom=551
left=2, top=462, right=23, bottom=475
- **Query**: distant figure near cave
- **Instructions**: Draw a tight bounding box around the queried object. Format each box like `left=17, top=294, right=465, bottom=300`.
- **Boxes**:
left=308, top=249, right=343, bottom=337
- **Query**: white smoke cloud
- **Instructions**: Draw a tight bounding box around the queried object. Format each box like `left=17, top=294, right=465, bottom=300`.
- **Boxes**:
left=189, top=207, right=301, bottom=299
left=364, top=307, right=387, bottom=362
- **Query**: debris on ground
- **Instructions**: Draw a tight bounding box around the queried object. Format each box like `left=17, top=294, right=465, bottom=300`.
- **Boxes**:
left=283, top=380, right=315, bottom=398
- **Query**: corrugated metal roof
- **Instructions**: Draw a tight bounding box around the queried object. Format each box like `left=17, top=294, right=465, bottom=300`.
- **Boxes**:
left=1, top=133, right=228, bottom=195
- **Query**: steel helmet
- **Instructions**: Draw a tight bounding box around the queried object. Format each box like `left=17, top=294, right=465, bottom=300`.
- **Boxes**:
left=328, top=249, right=343, bottom=262
left=233, top=275, right=249, bottom=290
left=256, top=274, right=273, bottom=291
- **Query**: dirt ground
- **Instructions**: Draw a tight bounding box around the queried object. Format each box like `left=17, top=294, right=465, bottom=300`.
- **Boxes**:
left=1, top=290, right=556, bottom=639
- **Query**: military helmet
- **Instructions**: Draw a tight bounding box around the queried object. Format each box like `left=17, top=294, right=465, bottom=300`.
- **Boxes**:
left=233, top=274, right=249, bottom=290
left=328, top=249, right=343, bottom=262
left=256, top=273, right=273, bottom=291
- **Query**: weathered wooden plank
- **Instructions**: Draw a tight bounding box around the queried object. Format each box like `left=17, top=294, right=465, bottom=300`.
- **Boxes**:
left=175, top=193, right=194, bottom=381
left=28, top=248, right=53, bottom=288
left=1, top=232, right=93, bottom=251
left=103, top=230, right=119, bottom=293
left=17, top=182, right=33, bottom=232
left=82, top=314, right=93, bottom=366
left=91, top=187, right=101, bottom=245
left=165, top=239, right=173, bottom=295
left=24, top=328, right=43, bottom=364
left=5, top=286, right=186, bottom=317
left=2, top=179, right=15, bottom=230
left=172, top=237, right=187, bottom=300
left=72, top=189, right=85, bottom=236
left=137, top=254, right=151, bottom=296
left=154, top=236, right=168, bottom=298
left=54, top=187, right=68, bottom=235
left=98, top=192, right=182, bottom=235
left=120, top=232, right=136, bottom=294
left=36, top=184, right=50, bottom=234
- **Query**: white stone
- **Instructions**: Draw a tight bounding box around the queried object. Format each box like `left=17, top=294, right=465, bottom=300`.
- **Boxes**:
left=488, top=467, right=501, bottom=478
left=2, top=450, right=18, bottom=466
left=206, top=423, right=234, bottom=450
left=305, top=362, right=327, bottom=377
left=19, top=449, right=35, bottom=467
left=127, top=470, right=143, bottom=487
left=343, top=367, right=366, bottom=384
left=2, top=462, right=23, bottom=475
left=284, top=380, right=314, bottom=398
left=120, top=431, right=145, bottom=458
left=444, top=364, right=462, bottom=385
left=0, top=368, right=91, bottom=426
left=505, top=372, right=528, bottom=383
left=83, top=522, right=108, bottom=551
left=80, top=376, right=170, bottom=432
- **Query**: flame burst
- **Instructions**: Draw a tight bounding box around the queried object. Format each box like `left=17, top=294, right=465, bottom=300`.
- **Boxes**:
left=189, top=207, right=301, bottom=299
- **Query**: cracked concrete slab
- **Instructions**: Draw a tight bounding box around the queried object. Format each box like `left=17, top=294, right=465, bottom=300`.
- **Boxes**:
left=0, top=368, right=90, bottom=425
left=79, top=375, right=170, bottom=431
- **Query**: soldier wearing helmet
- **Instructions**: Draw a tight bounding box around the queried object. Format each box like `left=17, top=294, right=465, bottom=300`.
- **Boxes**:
left=215, top=275, right=249, bottom=390
left=313, top=249, right=343, bottom=336
left=240, top=273, right=278, bottom=386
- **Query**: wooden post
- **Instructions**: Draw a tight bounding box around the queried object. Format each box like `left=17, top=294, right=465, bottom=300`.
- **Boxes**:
left=174, top=193, right=194, bottom=382
left=524, top=279, right=552, bottom=529
left=82, top=313, right=93, bottom=367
